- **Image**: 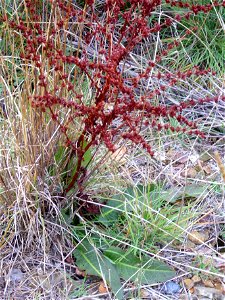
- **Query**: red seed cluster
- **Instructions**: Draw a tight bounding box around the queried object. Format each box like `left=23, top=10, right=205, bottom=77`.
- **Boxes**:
left=6, top=0, right=225, bottom=193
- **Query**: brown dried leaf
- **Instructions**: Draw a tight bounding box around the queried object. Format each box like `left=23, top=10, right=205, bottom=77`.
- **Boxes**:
left=75, top=267, right=86, bottom=277
left=214, top=282, right=225, bottom=293
left=194, top=286, right=224, bottom=299
left=191, top=275, right=201, bottom=284
left=188, top=231, right=209, bottom=245
left=203, top=280, right=215, bottom=288
left=199, top=152, right=212, bottom=162
left=109, top=146, right=127, bottom=165
left=214, top=151, right=225, bottom=182
left=184, top=278, right=194, bottom=290
left=98, top=281, right=108, bottom=294
left=140, top=288, right=151, bottom=298
left=183, top=167, right=197, bottom=178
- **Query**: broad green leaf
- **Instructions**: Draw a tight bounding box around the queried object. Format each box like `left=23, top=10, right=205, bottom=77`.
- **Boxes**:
left=183, top=184, right=207, bottom=197
left=104, top=246, right=175, bottom=284
left=73, top=239, right=123, bottom=300
left=161, top=184, right=207, bottom=203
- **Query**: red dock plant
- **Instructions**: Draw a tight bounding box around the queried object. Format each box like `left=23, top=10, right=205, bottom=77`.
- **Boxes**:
left=5, top=0, right=225, bottom=195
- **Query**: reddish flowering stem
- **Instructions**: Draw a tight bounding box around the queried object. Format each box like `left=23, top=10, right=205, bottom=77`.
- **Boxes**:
left=6, top=0, right=225, bottom=194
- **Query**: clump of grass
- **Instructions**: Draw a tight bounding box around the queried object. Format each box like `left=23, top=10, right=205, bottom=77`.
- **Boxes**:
left=166, top=0, right=225, bottom=74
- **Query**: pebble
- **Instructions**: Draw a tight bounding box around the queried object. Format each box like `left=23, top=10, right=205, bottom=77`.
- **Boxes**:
left=9, top=268, right=24, bottom=282
left=162, top=281, right=181, bottom=294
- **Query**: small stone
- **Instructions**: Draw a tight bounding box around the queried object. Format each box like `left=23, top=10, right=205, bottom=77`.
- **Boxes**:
left=140, top=288, right=151, bottom=298
left=9, top=268, right=24, bottom=282
left=179, top=294, right=198, bottom=300
left=192, top=275, right=201, bottom=283
left=0, top=277, right=5, bottom=289
left=185, top=240, right=197, bottom=249
left=194, top=286, right=224, bottom=300
left=163, top=281, right=181, bottom=294
left=186, top=168, right=197, bottom=178
left=189, top=154, right=200, bottom=163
